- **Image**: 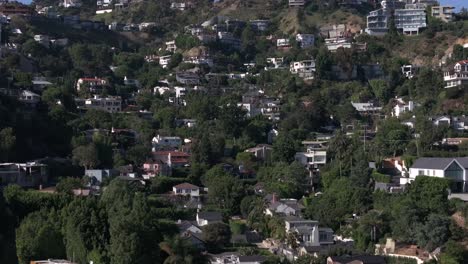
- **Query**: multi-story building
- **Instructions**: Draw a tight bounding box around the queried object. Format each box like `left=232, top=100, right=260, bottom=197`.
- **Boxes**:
left=76, top=95, right=121, bottom=113
left=290, top=60, right=316, bottom=80
left=394, top=7, right=427, bottom=35
left=444, top=60, right=468, bottom=89
left=366, top=1, right=427, bottom=36
left=366, top=8, right=391, bottom=36
left=432, top=6, right=455, bottom=23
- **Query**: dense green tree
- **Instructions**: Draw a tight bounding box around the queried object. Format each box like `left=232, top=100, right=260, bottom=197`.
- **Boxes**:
left=272, top=133, right=298, bottom=163
left=16, top=209, right=66, bottom=264
left=257, top=162, right=307, bottom=198
left=202, top=223, right=231, bottom=251
left=0, top=127, right=16, bottom=162
left=72, top=144, right=100, bottom=170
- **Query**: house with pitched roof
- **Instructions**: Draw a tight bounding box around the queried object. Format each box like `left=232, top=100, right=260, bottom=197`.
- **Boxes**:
left=172, top=182, right=200, bottom=197
left=444, top=60, right=468, bottom=89
left=408, top=157, right=468, bottom=192
left=196, top=211, right=223, bottom=226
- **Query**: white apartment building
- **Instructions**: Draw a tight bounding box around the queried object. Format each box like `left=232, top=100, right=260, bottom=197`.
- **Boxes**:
left=394, top=7, right=427, bottom=35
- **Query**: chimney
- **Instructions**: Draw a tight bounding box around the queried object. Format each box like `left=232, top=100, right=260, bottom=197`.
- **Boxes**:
left=39, top=184, right=42, bottom=190
left=272, top=193, right=277, bottom=204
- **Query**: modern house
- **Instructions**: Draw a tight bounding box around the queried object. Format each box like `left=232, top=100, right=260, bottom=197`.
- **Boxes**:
left=408, top=157, right=468, bottom=192
left=176, top=72, right=200, bottom=85
left=266, top=57, right=285, bottom=69
left=444, top=60, right=468, bottom=89
left=277, top=38, right=291, bottom=49
left=166, top=40, right=177, bottom=52
left=159, top=55, right=172, bottom=68
left=245, top=145, right=273, bottom=161
left=76, top=77, right=107, bottom=93
left=392, top=97, right=416, bottom=117
left=196, top=211, right=223, bottom=226
left=351, top=102, right=382, bottom=115
left=172, top=182, right=200, bottom=197
left=290, top=60, right=316, bottom=80
left=0, top=162, right=48, bottom=187
left=84, top=169, right=119, bottom=184
left=432, top=6, right=455, bottom=22
left=295, top=150, right=327, bottom=169
left=75, top=95, right=122, bottom=113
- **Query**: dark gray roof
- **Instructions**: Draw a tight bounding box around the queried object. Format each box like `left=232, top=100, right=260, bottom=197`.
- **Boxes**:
left=198, top=211, right=223, bottom=221
left=328, top=255, right=385, bottom=264
left=411, top=157, right=468, bottom=170
left=238, top=255, right=266, bottom=263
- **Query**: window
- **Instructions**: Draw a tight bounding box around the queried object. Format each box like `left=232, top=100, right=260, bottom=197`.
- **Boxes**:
left=418, top=170, right=424, bottom=176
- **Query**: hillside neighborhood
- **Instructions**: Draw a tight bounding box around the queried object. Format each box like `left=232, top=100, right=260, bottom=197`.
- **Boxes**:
left=0, top=0, right=468, bottom=264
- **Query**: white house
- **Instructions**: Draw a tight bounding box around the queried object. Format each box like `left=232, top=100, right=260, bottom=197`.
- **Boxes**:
left=173, top=182, right=200, bottom=197
left=34, top=35, right=50, bottom=47
left=159, top=55, right=172, bottom=68
left=432, top=115, right=451, bottom=126
left=295, top=149, right=327, bottom=169
left=408, top=157, right=468, bottom=192
left=266, top=57, right=284, bottom=69
left=19, top=90, right=41, bottom=105
left=276, top=38, right=291, bottom=48
left=76, top=95, right=121, bottom=113
left=166, top=40, right=177, bottom=52
left=444, top=60, right=468, bottom=89
left=284, top=217, right=320, bottom=247
left=392, top=97, right=416, bottom=117
left=76, top=77, right=107, bottom=93
left=290, top=60, right=316, bottom=80
left=152, top=135, right=182, bottom=151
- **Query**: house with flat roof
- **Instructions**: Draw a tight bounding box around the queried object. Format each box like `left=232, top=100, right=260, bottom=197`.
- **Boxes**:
left=432, top=5, right=455, bottom=22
